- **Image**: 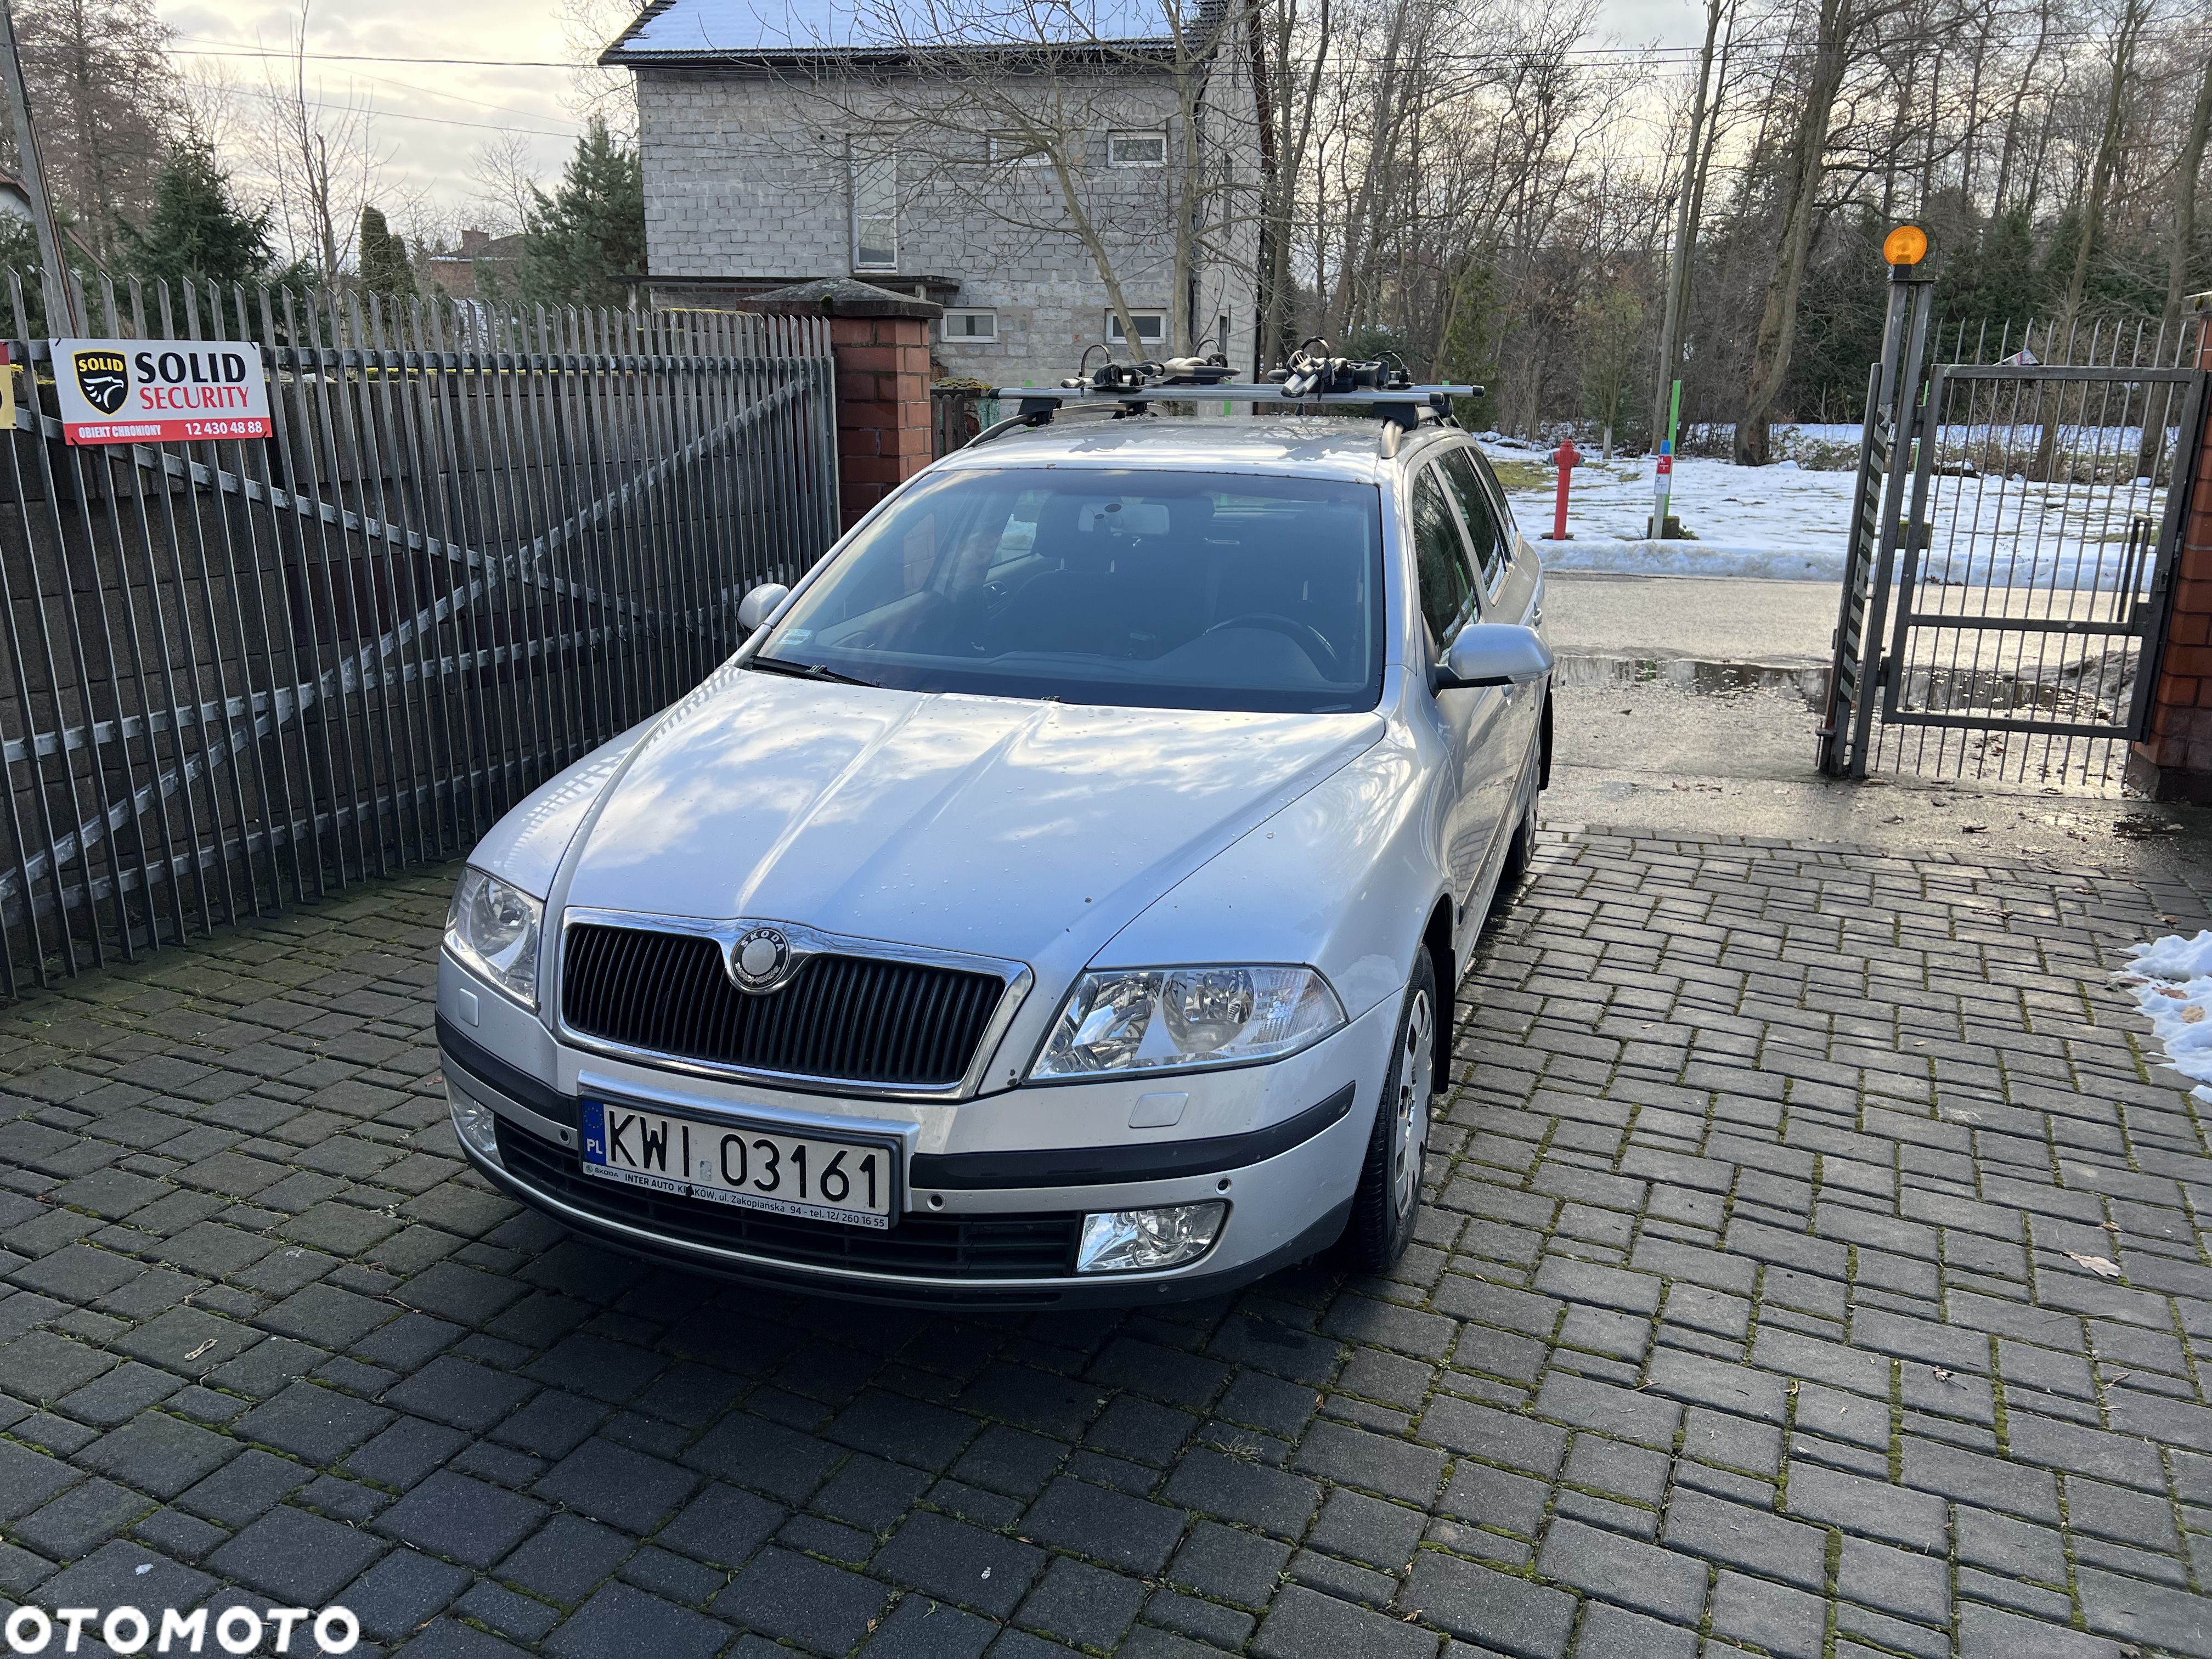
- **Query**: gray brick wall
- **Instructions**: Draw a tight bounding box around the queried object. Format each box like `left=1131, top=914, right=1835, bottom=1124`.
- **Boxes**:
left=635, top=59, right=1261, bottom=389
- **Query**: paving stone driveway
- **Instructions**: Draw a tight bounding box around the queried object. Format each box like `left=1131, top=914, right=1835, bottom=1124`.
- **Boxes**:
left=2, top=830, right=2210, bottom=1659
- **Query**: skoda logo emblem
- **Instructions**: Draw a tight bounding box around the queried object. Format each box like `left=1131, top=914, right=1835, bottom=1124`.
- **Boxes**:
left=728, top=925, right=794, bottom=993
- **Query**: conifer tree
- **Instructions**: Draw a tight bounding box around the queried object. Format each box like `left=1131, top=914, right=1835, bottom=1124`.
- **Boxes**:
left=518, top=119, right=645, bottom=307
left=116, top=132, right=279, bottom=287
left=359, top=205, right=417, bottom=301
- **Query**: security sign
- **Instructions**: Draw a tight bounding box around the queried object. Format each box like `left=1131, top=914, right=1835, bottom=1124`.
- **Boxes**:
left=53, top=337, right=273, bottom=444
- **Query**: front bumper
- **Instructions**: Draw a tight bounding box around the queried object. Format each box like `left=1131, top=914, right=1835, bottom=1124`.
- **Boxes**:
left=436, top=992, right=1394, bottom=1310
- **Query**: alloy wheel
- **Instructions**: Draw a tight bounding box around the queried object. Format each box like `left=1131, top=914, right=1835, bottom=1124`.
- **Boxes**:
left=1392, top=988, right=1435, bottom=1222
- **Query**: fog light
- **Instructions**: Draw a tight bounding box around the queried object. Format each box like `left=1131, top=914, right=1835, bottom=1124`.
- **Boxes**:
left=1075, top=1202, right=1225, bottom=1273
left=449, top=1089, right=501, bottom=1166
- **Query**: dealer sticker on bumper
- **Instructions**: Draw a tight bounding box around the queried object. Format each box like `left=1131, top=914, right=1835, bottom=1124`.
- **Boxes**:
left=579, top=1101, right=894, bottom=1229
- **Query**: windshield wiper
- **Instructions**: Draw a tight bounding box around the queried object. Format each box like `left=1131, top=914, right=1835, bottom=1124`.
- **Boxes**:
left=747, top=654, right=880, bottom=689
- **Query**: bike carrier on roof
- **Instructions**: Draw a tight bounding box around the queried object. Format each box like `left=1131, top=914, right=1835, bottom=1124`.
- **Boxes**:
left=973, top=343, right=1483, bottom=452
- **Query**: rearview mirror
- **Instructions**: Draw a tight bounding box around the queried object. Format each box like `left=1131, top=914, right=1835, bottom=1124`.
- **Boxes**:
left=737, top=583, right=791, bottom=633
left=1437, top=623, right=1553, bottom=690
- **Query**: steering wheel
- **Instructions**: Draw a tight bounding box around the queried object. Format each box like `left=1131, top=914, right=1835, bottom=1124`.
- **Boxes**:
left=1201, top=612, right=1341, bottom=673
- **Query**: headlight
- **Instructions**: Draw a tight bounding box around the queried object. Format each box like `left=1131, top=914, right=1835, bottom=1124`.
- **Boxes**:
left=445, top=868, right=543, bottom=1007
left=1030, top=966, right=1344, bottom=1079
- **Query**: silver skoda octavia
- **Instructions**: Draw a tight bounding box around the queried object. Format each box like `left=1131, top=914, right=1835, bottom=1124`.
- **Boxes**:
left=436, top=403, right=1551, bottom=1308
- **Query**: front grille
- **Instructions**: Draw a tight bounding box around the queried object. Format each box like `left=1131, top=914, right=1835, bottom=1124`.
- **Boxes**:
left=495, top=1120, right=1079, bottom=1278
left=561, top=923, right=1006, bottom=1089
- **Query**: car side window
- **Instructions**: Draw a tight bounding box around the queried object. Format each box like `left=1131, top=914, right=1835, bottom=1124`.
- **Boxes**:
left=1438, top=449, right=1508, bottom=594
left=1466, top=450, right=1520, bottom=537
left=1410, top=465, right=1476, bottom=651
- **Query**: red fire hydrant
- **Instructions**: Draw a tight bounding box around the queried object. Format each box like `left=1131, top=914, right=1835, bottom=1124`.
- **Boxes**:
left=1548, top=437, right=1579, bottom=540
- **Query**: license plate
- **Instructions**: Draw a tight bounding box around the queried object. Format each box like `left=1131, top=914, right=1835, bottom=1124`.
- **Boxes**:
left=578, top=1101, right=895, bottom=1229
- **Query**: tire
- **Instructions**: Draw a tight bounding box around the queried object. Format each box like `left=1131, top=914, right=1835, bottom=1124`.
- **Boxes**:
left=1502, top=763, right=1539, bottom=887
left=1343, top=950, right=1439, bottom=1272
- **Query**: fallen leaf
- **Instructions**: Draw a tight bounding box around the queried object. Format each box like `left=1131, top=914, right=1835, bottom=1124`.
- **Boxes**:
left=2108, top=1370, right=2131, bottom=1385
left=2183, top=1006, right=2207, bottom=1024
left=1933, top=1368, right=1954, bottom=1381
left=2155, top=986, right=2187, bottom=998
left=184, top=1338, right=217, bottom=1362
left=2065, top=1251, right=2121, bottom=1279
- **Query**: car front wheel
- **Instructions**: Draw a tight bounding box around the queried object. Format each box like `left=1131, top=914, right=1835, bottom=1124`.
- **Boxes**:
left=1343, top=951, right=1437, bottom=1271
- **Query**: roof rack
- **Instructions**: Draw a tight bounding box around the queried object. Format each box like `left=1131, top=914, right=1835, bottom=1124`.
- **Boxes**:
left=971, top=344, right=1481, bottom=452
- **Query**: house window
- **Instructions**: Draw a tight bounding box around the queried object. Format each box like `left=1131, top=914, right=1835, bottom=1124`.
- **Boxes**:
left=987, top=132, right=1049, bottom=165
left=1107, top=131, right=1166, bottom=166
left=943, top=310, right=997, bottom=342
left=850, top=144, right=897, bottom=272
left=1105, top=310, right=1167, bottom=347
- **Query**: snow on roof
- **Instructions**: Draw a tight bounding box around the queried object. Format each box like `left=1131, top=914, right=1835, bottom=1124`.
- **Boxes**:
left=605, top=0, right=1189, bottom=59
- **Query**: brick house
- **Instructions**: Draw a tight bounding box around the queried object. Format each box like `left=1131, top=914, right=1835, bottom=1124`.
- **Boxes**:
left=426, top=229, right=524, bottom=303
left=599, top=0, right=1261, bottom=390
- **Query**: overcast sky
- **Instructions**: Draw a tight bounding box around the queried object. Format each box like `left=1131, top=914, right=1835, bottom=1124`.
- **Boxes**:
left=156, top=0, right=1712, bottom=238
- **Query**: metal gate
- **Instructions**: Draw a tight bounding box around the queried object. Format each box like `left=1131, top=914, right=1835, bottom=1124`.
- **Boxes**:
left=0, top=275, right=839, bottom=992
left=1821, top=289, right=2206, bottom=790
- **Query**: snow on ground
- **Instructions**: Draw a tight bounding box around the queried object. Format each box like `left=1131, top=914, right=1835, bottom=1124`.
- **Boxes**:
left=1485, top=426, right=2174, bottom=591
left=1483, top=437, right=1854, bottom=582
left=2115, top=932, right=2212, bottom=1105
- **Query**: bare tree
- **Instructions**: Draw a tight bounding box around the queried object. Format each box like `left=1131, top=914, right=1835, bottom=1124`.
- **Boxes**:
left=559, top=0, right=639, bottom=141
left=1650, top=0, right=1733, bottom=445
left=10, top=0, right=176, bottom=261
left=2053, top=0, right=2157, bottom=345
left=250, top=0, right=390, bottom=279
left=1733, top=0, right=1904, bottom=465
left=471, top=132, right=542, bottom=237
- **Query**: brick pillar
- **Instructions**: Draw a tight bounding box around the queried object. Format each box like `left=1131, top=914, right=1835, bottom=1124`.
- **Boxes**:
left=829, top=312, right=934, bottom=529
left=735, top=277, right=944, bottom=533
left=2126, top=291, right=2212, bottom=804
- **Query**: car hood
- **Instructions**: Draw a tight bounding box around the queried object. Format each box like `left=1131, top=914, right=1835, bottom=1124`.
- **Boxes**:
left=558, top=667, right=1385, bottom=970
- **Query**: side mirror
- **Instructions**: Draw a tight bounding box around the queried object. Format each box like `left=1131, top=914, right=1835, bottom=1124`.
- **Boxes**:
left=737, top=583, right=790, bottom=633
left=1437, top=623, right=1553, bottom=690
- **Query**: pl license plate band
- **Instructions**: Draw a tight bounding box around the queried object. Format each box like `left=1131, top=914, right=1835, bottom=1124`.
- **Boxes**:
left=579, top=1100, right=896, bottom=1230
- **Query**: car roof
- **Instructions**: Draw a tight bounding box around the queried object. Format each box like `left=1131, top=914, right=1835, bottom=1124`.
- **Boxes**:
left=929, top=416, right=1470, bottom=484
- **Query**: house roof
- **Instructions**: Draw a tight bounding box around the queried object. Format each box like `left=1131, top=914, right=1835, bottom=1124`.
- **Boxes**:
left=601, top=0, right=1194, bottom=63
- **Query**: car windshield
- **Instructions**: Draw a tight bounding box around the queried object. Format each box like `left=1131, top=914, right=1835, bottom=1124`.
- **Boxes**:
left=753, top=467, right=1386, bottom=713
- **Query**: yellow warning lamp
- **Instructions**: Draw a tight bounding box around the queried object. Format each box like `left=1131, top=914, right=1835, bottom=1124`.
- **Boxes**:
left=1883, top=224, right=1929, bottom=268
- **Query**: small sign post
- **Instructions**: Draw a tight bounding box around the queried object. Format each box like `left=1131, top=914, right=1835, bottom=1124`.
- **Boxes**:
left=52, top=337, right=272, bottom=444
left=1649, top=377, right=1681, bottom=540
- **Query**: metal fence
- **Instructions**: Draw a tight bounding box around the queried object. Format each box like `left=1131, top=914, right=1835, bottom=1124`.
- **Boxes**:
left=1869, top=316, right=2205, bottom=792
left=0, top=276, right=839, bottom=993
left=1824, top=304, right=2206, bottom=792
